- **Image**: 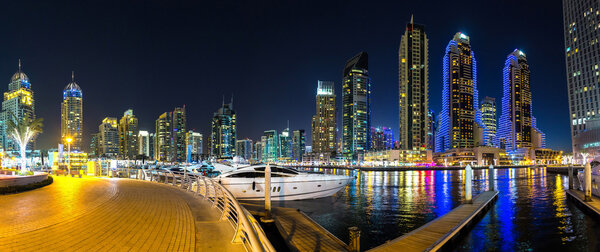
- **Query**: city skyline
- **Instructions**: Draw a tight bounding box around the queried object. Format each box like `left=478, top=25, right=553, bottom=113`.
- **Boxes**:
left=0, top=1, right=569, bottom=151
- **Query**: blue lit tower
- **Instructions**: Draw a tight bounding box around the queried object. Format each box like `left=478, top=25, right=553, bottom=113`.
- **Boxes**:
left=342, top=52, right=371, bottom=160
left=211, top=97, right=236, bottom=159
left=435, top=32, right=483, bottom=152
left=61, top=71, right=83, bottom=151
left=1, top=60, right=36, bottom=151
left=497, top=49, right=545, bottom=151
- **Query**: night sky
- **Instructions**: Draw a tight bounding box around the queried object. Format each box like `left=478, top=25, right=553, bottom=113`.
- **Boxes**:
left=0, top=0, right=569, bottom=151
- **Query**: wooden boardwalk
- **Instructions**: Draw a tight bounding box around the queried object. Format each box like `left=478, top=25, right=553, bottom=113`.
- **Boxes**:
left=0, top=176, right=244, bottom=251
left=566, top=189, right=600, bottom=217
left=272, top=207, right=350, bottom=252
left=369, top=191, right=499, bottom=252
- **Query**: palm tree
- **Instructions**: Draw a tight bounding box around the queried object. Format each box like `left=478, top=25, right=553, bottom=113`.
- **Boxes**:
left=6, top=113, right=43, bottom=173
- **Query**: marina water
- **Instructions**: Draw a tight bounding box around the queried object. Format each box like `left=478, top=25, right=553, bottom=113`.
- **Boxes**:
left=272, top=167, right=600, bottom=250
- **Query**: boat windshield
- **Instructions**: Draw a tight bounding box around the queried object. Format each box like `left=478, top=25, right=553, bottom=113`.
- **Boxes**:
left=224, top=171, right=291, bottom=178
left=253, top=166, right=298, bottom=174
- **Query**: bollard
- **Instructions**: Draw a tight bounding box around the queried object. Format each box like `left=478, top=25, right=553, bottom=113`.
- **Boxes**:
left=488, top=165, right=495, bottom=191
left=348, top=227, right=360, bottom=252
left=568, top=165, right=574, bottom=190
left=261, top=164, right=273, bottom=223
left=585, top=162, right=592, bottom=202
left=465, top=164, right=472, bottom=204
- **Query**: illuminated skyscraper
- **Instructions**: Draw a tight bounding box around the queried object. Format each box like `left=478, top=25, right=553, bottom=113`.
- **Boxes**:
left=427, top=110, right=436, bottom=150
left=311, top=81, right=336, bottom=155
left=563, top=0, right=600, bottom=157
left=436, top=32, right=483, bottom=152
left=1, top=60, right=35, bottom=151
left=399, top=18, right=429, bottom=150
left=155, top=112, right=171, bottom=161
left=292, top=129, right=305, bottom=161
left=138, top=130, right=150, bottom=157
left=342, top=52, right=371, bottom=160
left=61, top=71, right=83, bottom=151
left=119, top=109, right=138, bottom=159
left=186, top=130, right=203, bottom=160
left=263, top=130, right=279, bottom=163
left=279, top=127, right=292, bottom=160
left=171, top=107, right=187, bottom=162
left=211, top=98, right=236, bottom=159
left=98, top=117, right=118, bottom=157
left=481, top=97, right=497, bottom=147
left=497, top=50, right=545, bottom=151
left=236, top=139, right=253, bottom=161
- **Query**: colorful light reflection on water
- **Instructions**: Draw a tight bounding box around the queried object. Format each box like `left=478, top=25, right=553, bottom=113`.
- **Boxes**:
left=272, top=167, right=600, bottom=251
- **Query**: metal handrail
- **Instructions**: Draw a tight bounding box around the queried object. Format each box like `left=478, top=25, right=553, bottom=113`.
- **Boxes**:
left=109, top=167, right=275, bottom=252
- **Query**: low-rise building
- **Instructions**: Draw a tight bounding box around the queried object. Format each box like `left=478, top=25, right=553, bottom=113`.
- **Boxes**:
left=434, top=146, right=509, bottom=166
left=363, top=149, right=432, bottom=166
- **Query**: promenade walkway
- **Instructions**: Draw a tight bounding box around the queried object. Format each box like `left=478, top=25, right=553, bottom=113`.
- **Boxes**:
left=0, top=176, right=245, bottom=251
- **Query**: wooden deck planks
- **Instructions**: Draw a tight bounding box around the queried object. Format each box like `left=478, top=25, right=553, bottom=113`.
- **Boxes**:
left=566, top=189, right=600, bottom=217
left=369, top=191, right=499, bottom=252
left=272, top=207, right=350, bottom=252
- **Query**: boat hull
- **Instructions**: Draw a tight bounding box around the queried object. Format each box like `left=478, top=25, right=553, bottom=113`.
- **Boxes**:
left=218, top=175, right=353, bottom=201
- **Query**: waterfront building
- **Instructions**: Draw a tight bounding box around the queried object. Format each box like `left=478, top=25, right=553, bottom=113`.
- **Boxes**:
left=279, top=128, right=292, bottom=160
left=1, top=60, right=36, bottom=151
left=311, top=81, right=337, bottom=155
left=481, top=97, right=497, bottom=147
left=118, top=109, right=138, bottom=159
left=90, top=133, right=100, bottom=158
left=427, top=110, right=436, bottom=150
left=563, top=0, right=600, bottom=159
left=363, top=149, right=432, bottom=166
left=254, top=138, right=265, bottom=162
left=155, top=112, right=171, bottom=161
left=48, top=150, right=88, bottom=171
left=302, top=152, right=331, bottom=163
left=263, top=130, right=279, bottom=163
left=211, top=98, right=236, bottom=159
left=342, top=52, right=371, bottom=160
left=186, top=130, right=203, bottom=162
left=236, top=139, right=253, bottom=161
left=98, top=117, right=119, bottom=157
left=434, top=146, right=510, bottom=166
left=497, top=50, right=545, bottom=151
left=436, top=32, right=484, bottom=152
left=370, top=127, right=393, bottom=151
left=61, top=72, right=83, bottom=151
left=171, top=107, right=187, bottom=162
left=292, top=129, right=305, bottom=161
left=399, top=18, right=429, bottom=151
left=149, top=133, right=155, bottom=160
left=138, top=130, right=150, bottom=157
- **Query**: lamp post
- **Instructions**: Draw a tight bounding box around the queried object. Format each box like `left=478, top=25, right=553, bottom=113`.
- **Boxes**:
left=66, top=137, right=72, bottom=176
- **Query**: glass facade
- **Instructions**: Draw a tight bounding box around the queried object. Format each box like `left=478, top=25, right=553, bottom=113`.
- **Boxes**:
left=342, top=52, right=371, bottom=160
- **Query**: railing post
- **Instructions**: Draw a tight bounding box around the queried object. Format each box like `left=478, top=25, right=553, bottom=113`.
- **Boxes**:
left=585, top=162, right=592, bottom=202
left=182, top=168, right=187, bottom=189
left=348, top=227, right=360, bottom=252
left=261, top=164, right=273, bottom=223
left=488, top=165, right=494, bottom=191
left=568, top=165, right=574, bottom=190
left=465, top=164, right=472, bottom=204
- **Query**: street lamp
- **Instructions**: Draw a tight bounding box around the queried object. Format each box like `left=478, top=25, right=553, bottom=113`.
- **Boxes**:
left=65, top=137, right=72, bottom=176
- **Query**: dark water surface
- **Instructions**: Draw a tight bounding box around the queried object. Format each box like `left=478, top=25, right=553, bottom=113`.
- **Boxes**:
left=271, top=167, right=600, bottom=251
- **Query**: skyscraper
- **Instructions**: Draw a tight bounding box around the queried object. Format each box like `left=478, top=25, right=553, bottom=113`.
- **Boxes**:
left=311, top=81, right=336, bottom=155
left=211, top=98, right=236, bottom=159
left=236, top=139, right=253, bottom=161
left=342, top=52, right=371, bottom=160
left=481, top=97, right=497, bottom=147
left=370, top=127, right=394, bottom=151
left=98, top=117, right=118, bottom=157
left=563, top=0, right=600, bottom=157
left=292, top=129, right=305, bottom=161
left=399, top=18, right=429, bottom=151
left=279, top=128, right=292, bottom=160
left=119, top=109, right=138, bottom=159
left=155, top=112, right=171, bottom=161
left=171, top=107, right=186, bottom=162
left=436, top=32, right=483, bottom=152
left=497, top=50, right=545, bottom=151
left=427, top=110, right=436, bottom=150
left=138, top=130, right=150, bottom=157
left=1, top=60, right=35, bottom=151
left=186, top=130, right=203, bottom=161
left=61, top=71, right=83, bottom=151
left=263, top=130, right=279, bottom=163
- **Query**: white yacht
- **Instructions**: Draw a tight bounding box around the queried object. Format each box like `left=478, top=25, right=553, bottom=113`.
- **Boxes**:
left=578, top=158, right=600, bottom=196
left=216, top=165, right=354, bottom=201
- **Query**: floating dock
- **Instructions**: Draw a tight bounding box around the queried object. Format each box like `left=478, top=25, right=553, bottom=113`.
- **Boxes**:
left=566, top=189, right=600, bottom=218
left=272, top=207, right=350, bottom=252
left=369, top=191, right=499, bottom=252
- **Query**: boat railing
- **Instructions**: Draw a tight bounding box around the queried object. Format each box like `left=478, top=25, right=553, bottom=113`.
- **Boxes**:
left=107, top=167, right=275, bottom=252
